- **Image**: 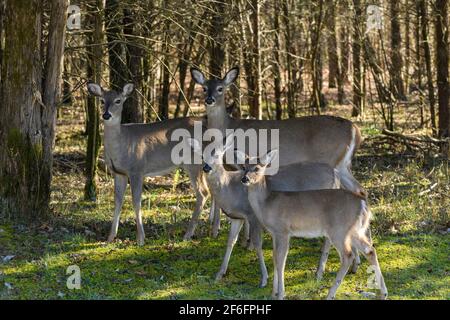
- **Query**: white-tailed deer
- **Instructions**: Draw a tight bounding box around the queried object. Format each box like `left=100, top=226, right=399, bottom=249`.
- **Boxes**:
left=187, top=134, right=340, bottom=288
left=190, top=67, right=365, bottom=197
left=241, top=150, right=388, bottom=300
left=87, top=83, right=216, bottom=244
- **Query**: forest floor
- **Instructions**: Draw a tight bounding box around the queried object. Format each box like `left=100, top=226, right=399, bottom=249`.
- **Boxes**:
left=0, top=102, right=449, bottom=300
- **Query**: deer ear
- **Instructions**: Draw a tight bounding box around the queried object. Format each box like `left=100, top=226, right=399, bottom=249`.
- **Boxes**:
left=123, top=83, right=134, bottom=97
left=87, top=83, right=103, bottom=97
left=234, top=150, right=247, bottom=164
left=223, top=133, right=235, bottom=153
left=190, top=68, right=205, bottom=85
left=186, top=138, right=202, bottom=155
left=223, top=67, right=239, bottom=86
left=260, top=149, right=278, bottom=166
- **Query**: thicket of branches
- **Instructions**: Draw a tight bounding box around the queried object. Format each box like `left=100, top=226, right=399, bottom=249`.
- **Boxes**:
left=0, top=0, right=449, bottom=219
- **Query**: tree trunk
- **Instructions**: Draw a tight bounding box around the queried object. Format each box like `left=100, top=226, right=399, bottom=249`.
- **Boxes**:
left=434, top=0, right=450, bottom=139
left=351, top=0, right=363, bottom=117
left=84, top=0, right=103, bottom=201
left=249, top=0, right=262, bottom=119
left=42, top=0, right=69, bottom=206
left=0, top=0, right=45, bottom=218
left=209, top=0, right=226, bottom=78
left=326, top=0, right=339, bottom=89
left=159, top=12, right=171, bottom=121
left=310, top=0, right=325, bottom=114
left=390, top=1, right=405, bottom=100
left=420, top=0, right=437, bottom=133
left=123, top=8, right=143, bottom=123
left=105, top=0, right=126, bottom=91
left=282, top=0, right=295, bottom=118
left=273, top=0, right=283, bottom=120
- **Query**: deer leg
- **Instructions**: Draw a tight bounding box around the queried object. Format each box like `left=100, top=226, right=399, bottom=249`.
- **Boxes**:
left=350, top=246, right=361, bottom=273
left=272, top=235, right=290, bottom=300
left=356, top=238, right=388, bottom=300
left=183, top=172, right=208, bottom=240
left=129, top=175, right=145, bottom=246
left=108, top=174, right=128, bottom=242
left=326, top=242, right=353, bottom=300
left=240, top=219, right=251, bottom=248
left=316, top=238, right=331, bottom=281
left=215, top=218, right=244, bottom=282
left=211, top=204, right=221, bottom=238
left=249, top=219, right=268, bottom=288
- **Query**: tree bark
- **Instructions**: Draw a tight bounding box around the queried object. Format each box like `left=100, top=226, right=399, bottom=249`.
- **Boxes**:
left=105, top=0, right=127, bottom=91
left=42, top=0, right=69, bottom=206
left=351, top=0, right=363, bottom=117
left=84, top=0, right=103, bottom=201
left=123, top=8, right=143, bottom=123
left=273, top=0, right=283, bottom=120
left=326, top=0, right=339, bottom=89
left=0, top=0, right=45, bottom=218
left=420, top=0, right=437, bottom=133
left=209, top=0, right=226, bottom=78
left=282, top=0, right=295, bottom=118
left=249, top=0, right=262, bottom=119
left=434, top=0, right=450, bottom=139
left=390, top=1, right=405, bottom=100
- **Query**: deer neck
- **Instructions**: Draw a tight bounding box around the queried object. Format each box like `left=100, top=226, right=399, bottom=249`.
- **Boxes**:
left=103, top=123, right=123, bottom=161
left=247, top=178, right=270, bottom=220
left=206, top=105, right=230, bottom=133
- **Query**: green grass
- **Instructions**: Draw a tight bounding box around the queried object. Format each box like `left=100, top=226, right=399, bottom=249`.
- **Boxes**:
left=0, top=105, right=449, bottom=300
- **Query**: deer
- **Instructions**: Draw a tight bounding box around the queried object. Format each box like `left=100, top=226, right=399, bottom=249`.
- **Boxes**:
left=87, top=83, right=218, bottom=245
left=190, top=67, right=365, bottom=198
left=240, top=149, right=388, bottom=300
left=187, top=133, right=342, bottom=288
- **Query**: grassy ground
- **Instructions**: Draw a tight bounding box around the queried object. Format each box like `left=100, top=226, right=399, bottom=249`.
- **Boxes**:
left=0, top=103, right=449, bottom=300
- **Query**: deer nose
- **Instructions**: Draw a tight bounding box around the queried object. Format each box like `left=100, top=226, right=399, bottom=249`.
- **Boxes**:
left=102, top=113, right=112, bottom=120
left=203, top=164, right=212, bottom=173
left=205, top=97, right=215, bottom=105
left=241, top=176, right=250, bottom=184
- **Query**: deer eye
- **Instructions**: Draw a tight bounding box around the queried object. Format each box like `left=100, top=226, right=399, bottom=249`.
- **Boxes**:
left=254, top=167, right=259, bottom=172
left=203, top=87, right=207, bottom=93
left=217, top=87, right=223, bottom=93
left=115, top=99, right=121, bottom=104
left=100, top=99, right=105, bottom=104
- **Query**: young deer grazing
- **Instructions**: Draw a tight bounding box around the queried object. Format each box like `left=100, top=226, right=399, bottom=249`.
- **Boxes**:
left=240, top=150, right=388, bottom=300
left=87, top=83, right=215, bottom=245
left=190, top=67, right=366, bottom=198
left=187, top=134, right=340, bottom=288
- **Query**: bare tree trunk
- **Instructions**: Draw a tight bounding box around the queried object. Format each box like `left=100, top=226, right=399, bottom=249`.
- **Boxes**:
left=105, top=0, right=126, bottom=90
left=282, top=0, right=295, bottom=118
left=123, top=7, right=143, bottom=123
left=0, top=0, right=4, bottom=88
left=84, top=0, right=103, bottom=201
left=250, top=0, right=262, bottom=119
left=420, top=0, right=437, bottom=133
left=390, top=0, right=405, bottom=100
left=326, top=0, right=339, bottom=89
left=273, top=0, right=283, bottom=120
left=159, top=11, right=171, bottom=121
left=351, top=0, right=363, bottom=117
left=42, top=0, right=69, bottom=206
left=209, top=0, right=226, bottom=77
left=434, top=0, right=450, bottom=139
left=0, top=0, right=45, bottom=218
left=310, top=0, right=325, bottom=114
left=404, top=0, right=411, bottom=92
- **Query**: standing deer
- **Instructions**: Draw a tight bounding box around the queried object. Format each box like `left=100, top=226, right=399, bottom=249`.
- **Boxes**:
left=190, top=67, right=365, bottom=197
left=87, top=83, right=216, bottom=244
left=240, top=149, right=388, bottom=300
left=187, top=134, right=340, bottom=287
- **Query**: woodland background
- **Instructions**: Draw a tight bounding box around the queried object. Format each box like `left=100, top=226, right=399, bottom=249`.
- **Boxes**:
left=0, top=0, right=448, bottom=300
